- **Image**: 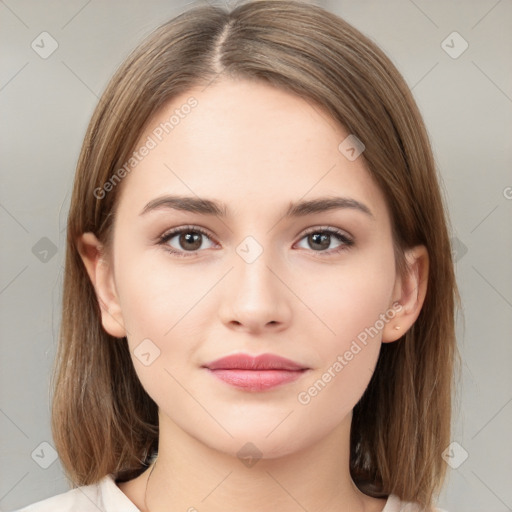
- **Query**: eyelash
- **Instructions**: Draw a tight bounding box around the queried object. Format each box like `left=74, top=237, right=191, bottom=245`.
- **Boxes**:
left=157, top=224, right=354, bottom=258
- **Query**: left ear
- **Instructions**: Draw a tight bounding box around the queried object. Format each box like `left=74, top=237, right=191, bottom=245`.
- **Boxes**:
left=382, top=245, right=429, bottom=343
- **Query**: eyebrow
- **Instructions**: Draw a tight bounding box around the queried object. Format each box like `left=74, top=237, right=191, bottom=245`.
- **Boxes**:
left=140, top=195, right=374, bottom=219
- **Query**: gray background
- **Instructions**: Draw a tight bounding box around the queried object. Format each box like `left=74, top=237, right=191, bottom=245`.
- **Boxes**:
left=1, top=0, right=511, bottom=510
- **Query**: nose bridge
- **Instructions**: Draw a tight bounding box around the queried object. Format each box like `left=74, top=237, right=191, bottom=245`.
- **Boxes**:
left=233, top=236, right=280, bottom=304
left=219, top=234, right=290, bottom=331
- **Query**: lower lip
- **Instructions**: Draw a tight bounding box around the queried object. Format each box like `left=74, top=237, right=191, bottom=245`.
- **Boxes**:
left=205, top=369, right=308, bottom=391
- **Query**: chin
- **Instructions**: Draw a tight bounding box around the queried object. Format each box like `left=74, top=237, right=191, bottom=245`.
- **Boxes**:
left=200, top=423, right=322, bottom=463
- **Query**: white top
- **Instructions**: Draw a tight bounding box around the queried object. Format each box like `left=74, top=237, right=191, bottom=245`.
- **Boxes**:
left=12, top=474, right=448, bottom=512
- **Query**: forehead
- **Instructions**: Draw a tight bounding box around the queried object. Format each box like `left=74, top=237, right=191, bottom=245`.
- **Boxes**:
left=115, top=78, right=388, bottom=223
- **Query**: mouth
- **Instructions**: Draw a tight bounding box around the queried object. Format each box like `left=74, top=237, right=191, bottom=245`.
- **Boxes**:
left=202, top=353, right=310, bottom=392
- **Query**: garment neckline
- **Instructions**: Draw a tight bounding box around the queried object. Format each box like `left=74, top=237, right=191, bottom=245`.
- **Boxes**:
left=102, top=474, right=400, bottom=512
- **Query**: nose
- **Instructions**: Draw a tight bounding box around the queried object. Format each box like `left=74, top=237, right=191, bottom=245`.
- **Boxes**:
left=218, top=247, right=292, bottom=334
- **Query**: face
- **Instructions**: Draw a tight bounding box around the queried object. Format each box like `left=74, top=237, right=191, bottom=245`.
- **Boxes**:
left=95, top=78, right=405, bottom=459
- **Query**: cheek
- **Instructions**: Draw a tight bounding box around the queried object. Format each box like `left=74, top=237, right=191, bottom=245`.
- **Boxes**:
left=302, top=247, right=396, bottom=346
left=115, top=250, right=214, bottom=338
left=294, top=248, right=395, bottom=409
left=113, top=250, right=221, bottom=388
left=112, top=255, right=204, bottom=410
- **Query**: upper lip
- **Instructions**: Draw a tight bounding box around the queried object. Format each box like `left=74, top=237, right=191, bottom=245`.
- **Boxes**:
left=203, top=353, right=308, bottom=371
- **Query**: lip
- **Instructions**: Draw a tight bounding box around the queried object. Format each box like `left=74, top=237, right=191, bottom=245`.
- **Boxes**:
left=202, top=353, right=310, bottom=392
left=203, top=353, right=308, bottom=371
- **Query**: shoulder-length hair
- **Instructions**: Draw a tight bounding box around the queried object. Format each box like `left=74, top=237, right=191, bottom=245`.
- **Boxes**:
left=53, top=1, right=460, bottom=509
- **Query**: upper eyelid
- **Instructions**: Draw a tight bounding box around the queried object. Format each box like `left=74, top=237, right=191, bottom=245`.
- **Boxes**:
left=160, top=225, right=216, bottom=241
left=300, top=225, right=352, bottom=237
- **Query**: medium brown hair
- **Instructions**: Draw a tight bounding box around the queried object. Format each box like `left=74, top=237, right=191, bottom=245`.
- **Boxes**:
left=52, top=1, right=460, bottom=509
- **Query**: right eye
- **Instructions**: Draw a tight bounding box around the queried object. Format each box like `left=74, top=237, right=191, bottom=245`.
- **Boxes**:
left=158, top=225, right=218, bottom=257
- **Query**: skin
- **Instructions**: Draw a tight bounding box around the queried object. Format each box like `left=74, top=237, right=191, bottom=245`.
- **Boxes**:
left=78, top=77, right=428, bottom=512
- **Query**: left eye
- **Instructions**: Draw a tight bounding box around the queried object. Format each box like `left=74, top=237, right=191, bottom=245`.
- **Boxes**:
left=295, top=229, right=353, bottom=253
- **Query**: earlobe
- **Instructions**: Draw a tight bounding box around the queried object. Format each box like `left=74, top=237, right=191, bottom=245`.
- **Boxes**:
left=382, top=245, right=429, bottom=343
left=76, top=232, right=127, bottom=338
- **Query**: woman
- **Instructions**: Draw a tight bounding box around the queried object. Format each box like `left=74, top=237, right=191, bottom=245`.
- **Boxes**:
left=16, top=1, right=459, bottom=511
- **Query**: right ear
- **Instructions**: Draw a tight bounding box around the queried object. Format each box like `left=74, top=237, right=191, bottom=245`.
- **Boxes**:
left=76, top=232, right=127, bottom=338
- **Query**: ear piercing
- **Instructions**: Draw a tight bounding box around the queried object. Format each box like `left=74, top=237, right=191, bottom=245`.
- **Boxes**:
left=394, top=326, right=401, bottom=330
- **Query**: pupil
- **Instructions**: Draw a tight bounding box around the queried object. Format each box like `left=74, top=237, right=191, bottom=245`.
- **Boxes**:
left=310, top=233, right=329, bottom=250
left=181, top=232, right=201, bottom=250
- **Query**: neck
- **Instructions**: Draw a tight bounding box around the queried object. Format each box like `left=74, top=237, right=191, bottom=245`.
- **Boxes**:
left=132, top=411, right=385, bottom=512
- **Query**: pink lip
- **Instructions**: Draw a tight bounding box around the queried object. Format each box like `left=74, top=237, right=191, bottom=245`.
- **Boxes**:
left=202, top=353, right=309, bottom=392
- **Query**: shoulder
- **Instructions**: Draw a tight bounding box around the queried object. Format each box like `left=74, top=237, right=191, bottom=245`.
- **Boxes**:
left=385, top=494, right=449, bottom=512
left=11, top=474, right=140, bottom=512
